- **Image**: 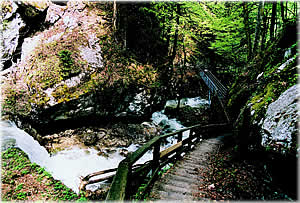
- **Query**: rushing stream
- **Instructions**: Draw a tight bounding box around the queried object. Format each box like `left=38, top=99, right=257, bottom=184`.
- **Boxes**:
left=0, top=96, right=208, bottom=193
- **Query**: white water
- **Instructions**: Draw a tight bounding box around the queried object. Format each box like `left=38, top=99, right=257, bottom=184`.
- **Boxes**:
left=0, top=121, right=153, bottom=193
left=0, top=120, right=131, bottom=193
left=165, top=96, right=209, bottom=109
left=151, top=97, right=209, bottom=146
left=0, top=96, right=208, bottom=193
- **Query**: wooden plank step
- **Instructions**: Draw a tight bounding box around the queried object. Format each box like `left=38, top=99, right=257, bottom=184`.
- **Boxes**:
left=161, top=183, right=196, bottom=196
left=177, top=163, right=202, bottom=172
left=185, top=155, right=210, bottom=162
left=183, top=156, right=207, bottom=163
left=155, top=190, right=194, bottom=200
left=178, top=160, right=204, bottom=168
left=170, top=168, right=199, bottom=179
left=164, top=173, right=200, bottom=184
left=149, top=135, right=230, bottom=201
left=164, top=178, right=198, bottom=189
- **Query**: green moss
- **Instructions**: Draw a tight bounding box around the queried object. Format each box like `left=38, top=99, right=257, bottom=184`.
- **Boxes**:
left=58, top=50, right=81, bottom=79
left=250, top=83, right=276, bottom=121
left=1, top=148, right=81, bottom=201
left=2, top=86, right=32, bottom=117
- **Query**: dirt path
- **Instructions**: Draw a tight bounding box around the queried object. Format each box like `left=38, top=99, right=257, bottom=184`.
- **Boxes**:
left=149, top=135, right=227, bottom=201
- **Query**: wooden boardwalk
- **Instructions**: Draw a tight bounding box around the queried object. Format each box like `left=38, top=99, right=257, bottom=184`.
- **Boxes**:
left=149, top=135, right=228, bottom=201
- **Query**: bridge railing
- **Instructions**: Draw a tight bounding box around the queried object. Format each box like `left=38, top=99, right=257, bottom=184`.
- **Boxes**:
left=106, top=122, right=231, bottom=201
left=198, top=68, right=228, bottom=100
left=198, top=67, right=230, bottom=122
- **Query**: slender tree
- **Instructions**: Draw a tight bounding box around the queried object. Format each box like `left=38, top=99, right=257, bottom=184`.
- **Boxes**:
left=253, top=1, right=264, bottom=57
left=280, top=2, right=286, bottom=24
left=270, top=2, right=277, bottom=41
left=113, top=0, right=117, bottom=31
left=243, top=2, right=252, bottom=61
left=170, top=4, right=181, bottom=64
left=260, top=3, right=270, bottom=52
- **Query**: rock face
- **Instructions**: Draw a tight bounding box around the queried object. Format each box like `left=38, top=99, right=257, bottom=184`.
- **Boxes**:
left=1, top=1, right=25, bottom=67
left=1, top=0, right=50, bottom=69
left=1, top=1, right=158, bottom=130
left=261, top=85, right=299, bottom=153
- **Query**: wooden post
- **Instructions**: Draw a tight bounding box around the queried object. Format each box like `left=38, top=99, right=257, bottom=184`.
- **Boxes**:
left=153, top=139, right=160, bottom=174
left=193, top=129, right=198, bottom=143
left=190, top=130, right=196, bottom=148
left=188, top=130, right=193, bottom=149
left=106, top=160, right=131, bottom=200
left=176, top=132, right=183, bottom=158
left=177, top=132, right=183, bottom=142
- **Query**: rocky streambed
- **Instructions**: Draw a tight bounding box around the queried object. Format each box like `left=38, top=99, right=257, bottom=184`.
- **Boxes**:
left=1, top=96, right=210, bottom=195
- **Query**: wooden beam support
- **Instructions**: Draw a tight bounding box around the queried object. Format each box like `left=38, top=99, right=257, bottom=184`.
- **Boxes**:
left=153, top=140, right=161, bottom=173
left=160, top=141, right=182, bottom=159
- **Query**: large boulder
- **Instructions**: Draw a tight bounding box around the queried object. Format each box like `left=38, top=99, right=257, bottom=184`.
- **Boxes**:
left=1, top=1, right=158, bottom=131
left=164, top=97, right=210, bottom=126
left=261, top=84, right=299, bottom=153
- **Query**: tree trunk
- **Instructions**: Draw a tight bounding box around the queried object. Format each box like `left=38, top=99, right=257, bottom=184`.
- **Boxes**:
left=270, top=2, right=277, bottom=41
left=113, top=0, right=117, bottom=31
left=253, top=1, right=264, bottom=57
left=280, top=2, right=286, bottom=24
left=176, top=41, right=186, bottom=113
left=260, top=4, right=268, bottom=52
left=170, top=4, right=181, bottom=64
left=243, top=2, right=252, bottom=61
left=166, top=11, right=173, bottom=54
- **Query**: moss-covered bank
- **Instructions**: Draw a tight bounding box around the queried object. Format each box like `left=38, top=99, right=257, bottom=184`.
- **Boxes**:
left=1, top=148, right=86, bottom=201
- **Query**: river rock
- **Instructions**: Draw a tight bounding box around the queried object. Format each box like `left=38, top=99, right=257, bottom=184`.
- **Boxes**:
left=164, top=97, right=210, bottom=126
left=81, top=133, right=98, bottom=146
left=261, top=84, right=299, bottom=153
left=128, top=90, right=151, bottom=116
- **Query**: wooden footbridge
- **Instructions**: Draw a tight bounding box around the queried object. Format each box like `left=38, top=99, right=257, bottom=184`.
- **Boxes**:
left=79, top=68, right=231, bottom=201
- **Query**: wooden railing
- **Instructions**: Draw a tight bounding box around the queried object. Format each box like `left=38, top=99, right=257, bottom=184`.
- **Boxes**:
left=105, top=122, right=231, bottom=201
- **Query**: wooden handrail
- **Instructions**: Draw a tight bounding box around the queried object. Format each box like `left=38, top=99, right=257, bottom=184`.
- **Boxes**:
left=127, top=136, right=161, bottom=165
left=106, top=122, right=231, bottom=201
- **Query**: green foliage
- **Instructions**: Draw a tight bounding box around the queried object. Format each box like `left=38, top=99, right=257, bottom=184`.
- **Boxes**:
left=21, top=169, right=30, bottom=175
left=2, top=86, right=31, bottom=117
left=1, top=148, right=80, bottom=201
left=30, top=163, right=38, bottom=169
left=15, top=183, right=24, bottom=191
left=2, top=19, right=9, bottom=30
left=58, top=50, right=73, bottom=67
left=158, top=163, right=173, bottom=176
left=58, top=50, right=81, bottom=79
left=37, top=167, right=45, bottom=174
left=143, top=2, right=213, bottom=60
left=134, top=183, right=148, bottom=201
left=16, top=192, right=28, bottom=200
left=208, top=2, right=246, bottom=63
left=76, top=192, right=88, bottom=201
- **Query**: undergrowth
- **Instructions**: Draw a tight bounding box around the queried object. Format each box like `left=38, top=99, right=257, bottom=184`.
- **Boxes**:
left=1, top=148, right=87, bottom=201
